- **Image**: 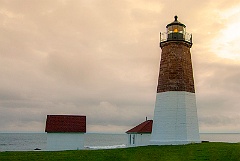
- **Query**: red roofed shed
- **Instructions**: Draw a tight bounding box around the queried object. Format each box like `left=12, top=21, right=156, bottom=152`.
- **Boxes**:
left=45, top=115, right=86, bottom=151
left=126, top=120, right=153, bottom=147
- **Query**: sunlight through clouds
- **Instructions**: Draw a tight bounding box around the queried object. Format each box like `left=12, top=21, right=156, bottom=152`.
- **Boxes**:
left=211, top=4, right=240, bottom=60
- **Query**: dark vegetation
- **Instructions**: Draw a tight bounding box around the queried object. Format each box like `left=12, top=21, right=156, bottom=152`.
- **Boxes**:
left=1, top=142, right=240, bottom=161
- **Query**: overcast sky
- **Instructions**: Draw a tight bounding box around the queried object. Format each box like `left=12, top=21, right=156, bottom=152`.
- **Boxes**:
left=0, top=0, right=240, bottom=133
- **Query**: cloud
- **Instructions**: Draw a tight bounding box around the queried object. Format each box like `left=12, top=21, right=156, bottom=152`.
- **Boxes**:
left=0, top=0, right=239, bottom=133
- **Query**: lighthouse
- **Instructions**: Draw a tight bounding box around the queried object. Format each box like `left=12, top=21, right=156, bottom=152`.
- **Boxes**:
left=150, top=16, right=200, bottom=145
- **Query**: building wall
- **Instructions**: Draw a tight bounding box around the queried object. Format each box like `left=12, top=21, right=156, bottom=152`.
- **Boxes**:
left=46, top=133, right=85, bottom=151
left=150, top=91, right=200, bottom=145
left=127, top=133, right=151, bottom=147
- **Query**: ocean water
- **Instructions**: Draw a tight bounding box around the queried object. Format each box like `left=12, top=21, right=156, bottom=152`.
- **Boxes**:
left=0, top=133, right=240, bottom=151
left=0, top=133, right=127, bottom=151
left=200, top=133, right=240, bottom=143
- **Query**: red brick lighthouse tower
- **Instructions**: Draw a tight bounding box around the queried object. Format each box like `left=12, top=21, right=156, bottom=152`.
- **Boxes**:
left=150, top=16, right=200, bottom=145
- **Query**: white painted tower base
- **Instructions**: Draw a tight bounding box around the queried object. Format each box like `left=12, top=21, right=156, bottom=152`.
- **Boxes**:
left=150, top=91, right=200, bottom=145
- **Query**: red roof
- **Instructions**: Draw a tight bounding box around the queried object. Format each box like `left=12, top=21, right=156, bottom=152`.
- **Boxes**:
left=45, top=115, right=86, bottom=133
left=126, top=120, right=153, bottom=133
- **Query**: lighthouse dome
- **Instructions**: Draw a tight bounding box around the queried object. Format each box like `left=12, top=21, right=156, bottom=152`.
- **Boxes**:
left=166, top=15, right=186, bottom=28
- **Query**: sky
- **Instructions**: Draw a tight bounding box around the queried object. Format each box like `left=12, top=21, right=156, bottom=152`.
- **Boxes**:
left=0, top=0, right=240, bottom=133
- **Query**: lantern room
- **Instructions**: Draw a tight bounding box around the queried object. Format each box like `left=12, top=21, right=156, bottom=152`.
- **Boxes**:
left=166, top=15, right=186, bottom=40
left=159, top=16, right=192, bottom=44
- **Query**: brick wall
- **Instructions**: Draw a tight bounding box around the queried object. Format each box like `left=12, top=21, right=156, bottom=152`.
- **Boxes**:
left=157, top=41, right=195, bottom=93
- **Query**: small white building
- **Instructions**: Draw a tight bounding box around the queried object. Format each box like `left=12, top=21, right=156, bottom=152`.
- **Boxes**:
left=45, top=115, right=86, bottom=151
left=126, top=120, right=153, bottom=147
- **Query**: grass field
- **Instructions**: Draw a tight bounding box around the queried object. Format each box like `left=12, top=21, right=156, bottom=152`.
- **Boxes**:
left=1, top=142, right=240, bottom=161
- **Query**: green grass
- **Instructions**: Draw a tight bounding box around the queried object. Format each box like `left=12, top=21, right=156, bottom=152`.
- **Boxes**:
left=1, top=142, right=240, bottom=161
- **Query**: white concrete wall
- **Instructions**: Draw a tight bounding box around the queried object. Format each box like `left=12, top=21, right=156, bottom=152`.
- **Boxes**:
left=150, top=91, right=200, bottom=145
left=46, top=133, right=85, bottom=151
left=127, top=133, right=151, bottom=147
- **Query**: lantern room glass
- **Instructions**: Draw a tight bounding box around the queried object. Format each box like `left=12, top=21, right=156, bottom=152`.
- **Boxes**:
left=167, top=24, right=186, bottom=40
left=167, top=25, right=185, bottom=34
